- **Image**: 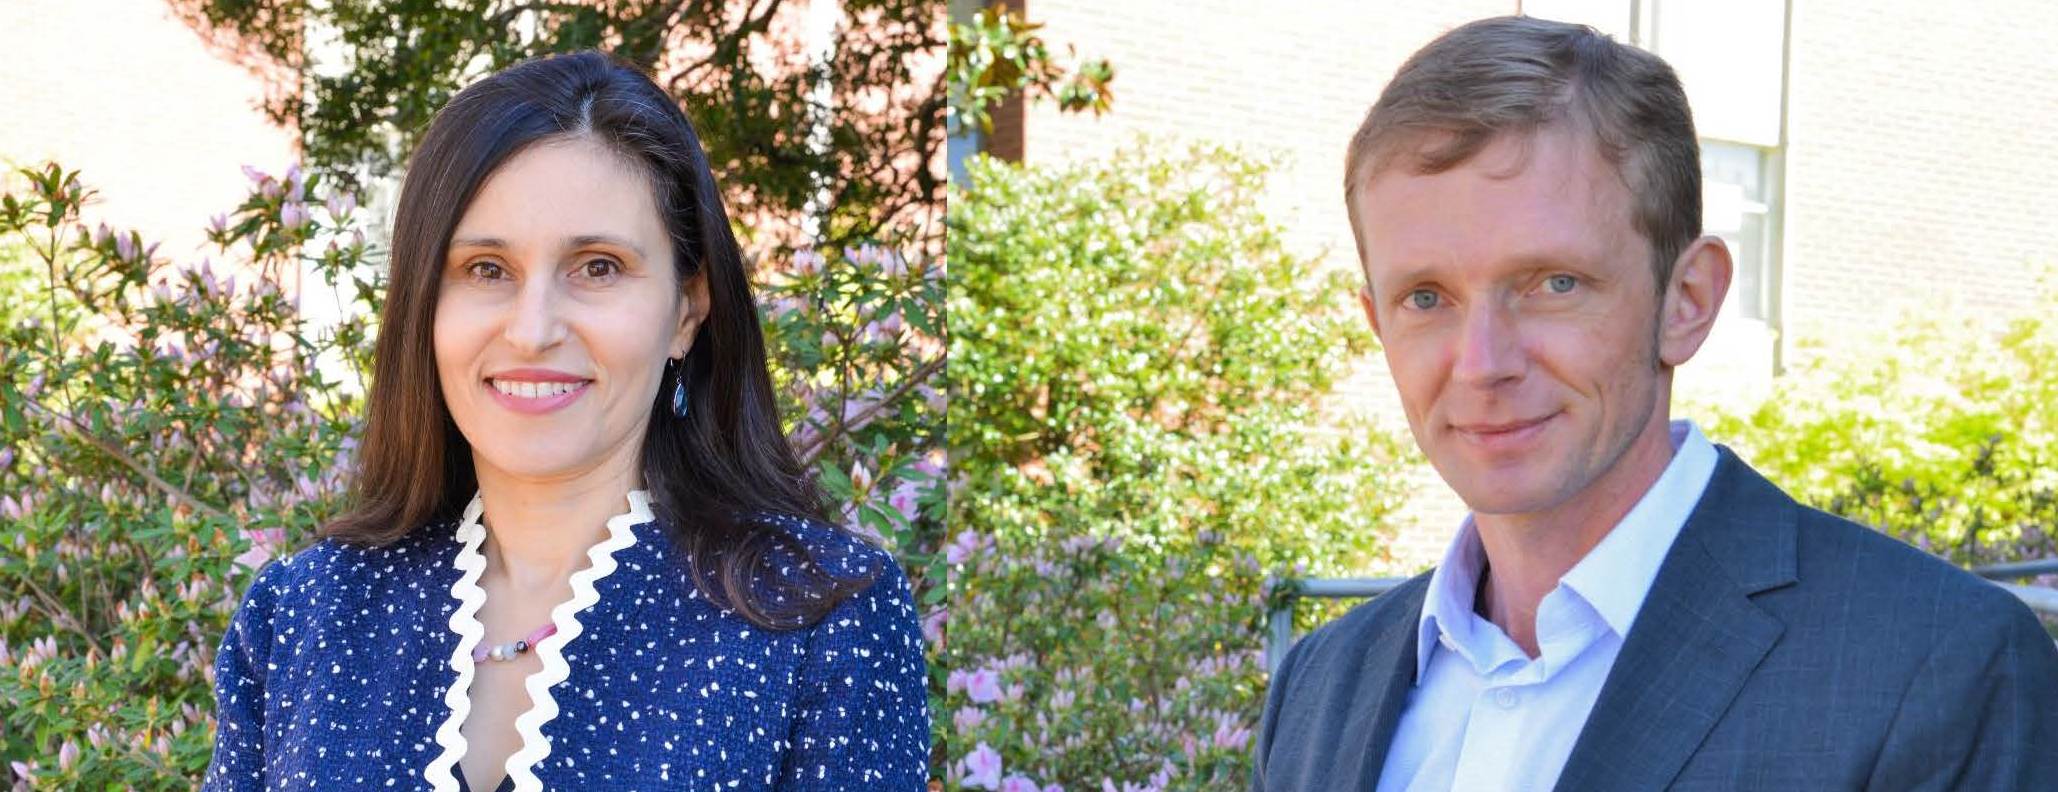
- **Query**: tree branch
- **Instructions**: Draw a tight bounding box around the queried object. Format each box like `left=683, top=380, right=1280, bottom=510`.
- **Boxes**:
left=797, top=354, right=945, bottom=466
left=19, top=399, right=231, bottom=523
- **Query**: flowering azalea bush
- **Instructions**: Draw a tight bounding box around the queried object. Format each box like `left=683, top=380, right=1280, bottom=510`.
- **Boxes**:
left=0, top=161, right=366, bottom=789
left=0, top=160, right=946, bottom=787
left=754, top=234, right=951, bottom=759
left=943, top=146, right=1413, bottom=790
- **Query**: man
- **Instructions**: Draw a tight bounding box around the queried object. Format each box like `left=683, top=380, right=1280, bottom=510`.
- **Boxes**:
left=1253, top=15, right=2058, bottom=792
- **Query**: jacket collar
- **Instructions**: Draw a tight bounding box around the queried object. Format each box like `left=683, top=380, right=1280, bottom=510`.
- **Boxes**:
left=1549, top=445, right=1797, bottom=791
left=424, top=487, right=656, bottom=792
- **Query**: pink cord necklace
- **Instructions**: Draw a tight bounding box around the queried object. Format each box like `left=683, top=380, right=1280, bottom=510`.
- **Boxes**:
left=474, top=622, right=557, bottom=663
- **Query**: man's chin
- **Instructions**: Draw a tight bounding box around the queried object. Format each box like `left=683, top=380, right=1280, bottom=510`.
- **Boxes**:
left=1444, top=469, right=1566, bottom=518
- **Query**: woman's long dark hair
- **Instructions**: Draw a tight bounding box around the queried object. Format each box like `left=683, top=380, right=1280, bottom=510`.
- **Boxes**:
left=321, top=50, right=873, bottom=630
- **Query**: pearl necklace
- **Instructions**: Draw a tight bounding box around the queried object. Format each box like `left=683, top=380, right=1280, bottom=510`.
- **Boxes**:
left=472, top=622, right=558, bottom=663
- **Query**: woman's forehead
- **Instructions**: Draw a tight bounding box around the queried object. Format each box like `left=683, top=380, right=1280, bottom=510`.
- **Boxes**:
left=450, top=137, right=669, bottom=254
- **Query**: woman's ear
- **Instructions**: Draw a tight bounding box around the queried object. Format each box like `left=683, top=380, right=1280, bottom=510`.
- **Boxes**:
left=670, top=274, right=712, bottom=359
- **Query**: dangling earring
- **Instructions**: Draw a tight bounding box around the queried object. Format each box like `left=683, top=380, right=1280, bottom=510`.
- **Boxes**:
left=669, top=356, right=690, bottom=419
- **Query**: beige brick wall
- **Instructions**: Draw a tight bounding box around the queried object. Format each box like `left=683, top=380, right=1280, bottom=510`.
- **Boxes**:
left=1779, top=0, right=2058, bottom=356
left=1002, top=0, right=2058, bottom=572
left=0, top=0, right=299, bottom=268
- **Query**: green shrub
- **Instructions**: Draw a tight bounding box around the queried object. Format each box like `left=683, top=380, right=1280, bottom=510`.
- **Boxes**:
left=1691, top=289, right=2058, bottom=573
left=943, top=146, right=1411, bottom=791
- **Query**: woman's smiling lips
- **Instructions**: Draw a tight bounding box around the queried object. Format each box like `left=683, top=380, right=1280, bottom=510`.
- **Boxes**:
left=483, top=368, right=594, bottom=415
left=1451, top=412, right=1559, bottom=453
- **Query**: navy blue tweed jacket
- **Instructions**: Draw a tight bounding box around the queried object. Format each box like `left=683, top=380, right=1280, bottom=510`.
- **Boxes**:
left=202, top=489, right=930, bottom=791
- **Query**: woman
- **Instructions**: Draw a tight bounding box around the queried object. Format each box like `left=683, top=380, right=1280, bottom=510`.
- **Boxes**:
left=202, top=51, right=929, bottom=791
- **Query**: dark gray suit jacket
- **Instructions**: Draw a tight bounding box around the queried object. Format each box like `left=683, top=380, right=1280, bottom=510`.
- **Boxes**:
left=1253, top=446, right=2058, bottom=791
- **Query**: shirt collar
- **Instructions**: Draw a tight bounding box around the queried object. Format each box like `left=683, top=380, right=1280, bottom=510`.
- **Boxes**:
left=1414, top=419, right=1719, bottom=680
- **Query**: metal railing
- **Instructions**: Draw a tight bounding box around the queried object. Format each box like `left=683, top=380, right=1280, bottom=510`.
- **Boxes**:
left=1266, top=560, right=2058, bottom=675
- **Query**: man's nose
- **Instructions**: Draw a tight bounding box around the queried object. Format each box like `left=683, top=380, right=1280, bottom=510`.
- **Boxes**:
left=502, top=273, right=569, bottom=353
left=1450, top=300, right=1525, bottom=389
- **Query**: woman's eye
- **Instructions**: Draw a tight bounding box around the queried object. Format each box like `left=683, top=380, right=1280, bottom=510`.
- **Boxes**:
left=1545, top=274, right=1578, bottom=294
left=465, top=261, right=506, bottom=281
left=580, top=258, right=622, bottom=279
left=1407, top=289, right=1440, bottom=310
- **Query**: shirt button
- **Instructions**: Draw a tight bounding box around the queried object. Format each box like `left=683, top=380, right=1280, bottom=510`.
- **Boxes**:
left=1494, top=688, right=1520, bottom=709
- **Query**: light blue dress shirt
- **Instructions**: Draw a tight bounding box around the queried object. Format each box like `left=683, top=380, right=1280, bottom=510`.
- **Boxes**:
left=1374, top=420, right=1718, bottom=792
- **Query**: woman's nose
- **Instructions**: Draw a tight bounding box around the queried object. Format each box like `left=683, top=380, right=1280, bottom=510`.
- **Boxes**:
left=501, top=275, right=570, bottom=353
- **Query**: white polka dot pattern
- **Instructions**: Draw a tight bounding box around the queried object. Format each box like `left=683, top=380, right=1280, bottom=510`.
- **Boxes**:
left=199, top=493, right=931, bottom=790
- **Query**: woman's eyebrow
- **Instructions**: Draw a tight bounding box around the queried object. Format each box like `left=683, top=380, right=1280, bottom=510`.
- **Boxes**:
left=567, top=234, right=647, bottom=258
left=448, top=234, right=647, bottom=259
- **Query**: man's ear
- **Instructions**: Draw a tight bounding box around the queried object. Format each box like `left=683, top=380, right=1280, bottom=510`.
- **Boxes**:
left=1657, top=235, right=1733, bottom=368
left=671, top=274, right=712, bottom=359
left=1358, top=283, right=1384, bottom=341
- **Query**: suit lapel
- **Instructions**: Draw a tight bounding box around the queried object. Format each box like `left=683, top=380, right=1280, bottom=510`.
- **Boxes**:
left=1552, top=447, right=1798, bottom=792
left=1340, top=586, right=1425, bottom=788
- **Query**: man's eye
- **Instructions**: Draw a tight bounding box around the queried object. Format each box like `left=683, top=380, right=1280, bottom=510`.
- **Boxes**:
left=1545, top=274, right=1578, bottom=294
left=1407, top=290, right=1440, bottom=310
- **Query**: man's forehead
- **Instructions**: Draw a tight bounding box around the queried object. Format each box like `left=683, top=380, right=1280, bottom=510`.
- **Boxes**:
left=1356, top=129, right=1636, bottom=275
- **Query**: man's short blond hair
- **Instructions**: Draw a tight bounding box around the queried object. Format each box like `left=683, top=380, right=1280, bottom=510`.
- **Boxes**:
left=1344, top=15, right=1701, bottom=294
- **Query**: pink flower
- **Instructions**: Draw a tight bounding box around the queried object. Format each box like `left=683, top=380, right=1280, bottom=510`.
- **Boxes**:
left=960, top=742, right=1003, bottom=790
left=280, top=202, right=309, bottom=230
left=880, top=250, right=909, bottom=278
left=887, top=481, right=921, bottom=521
left=944, top=531, right=986, bottom=565
left=115, top=232, right=136, bottom=261
left=848, top=461, right=873, bottom=494
left=918, top=384, right=946, bottom=413
left=1212, top=715, right=1252, bottom=750
left=325, top=192, right=356, bottom=219
left=999, top=776, right=1043, bottom=792
left=921, top=607, right=947, bottom=646
left=792, top=248, right=825, bottom=275
left=234, top=527, right=287, bottom=571
left=953, top=705, right=987, bottom=731
left=241, top=164, right=268, bottom=183
left=839, top=391, right=882, bottom=430
left=768, top=296, right=805, bottom=319
left=966, top=668, right=1002, bottom=704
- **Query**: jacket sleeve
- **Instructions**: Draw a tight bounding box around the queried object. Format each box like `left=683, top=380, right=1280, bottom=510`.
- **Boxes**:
left=780, top=556, right=933, bottom=791
left=1867, top=588, right=2058, bottom=791
left=1251, top=630, right=1310, bottom=792
left=200, top=558, right=286, bottom=791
